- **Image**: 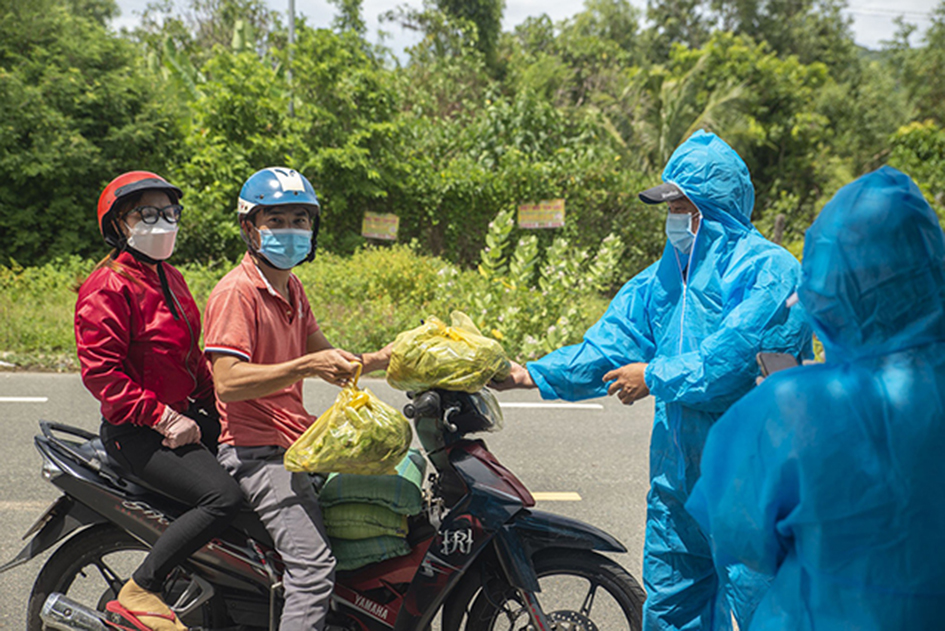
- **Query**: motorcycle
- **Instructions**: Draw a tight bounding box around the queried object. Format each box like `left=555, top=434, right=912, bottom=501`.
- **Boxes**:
left=2, top=388, right=645, bottom=631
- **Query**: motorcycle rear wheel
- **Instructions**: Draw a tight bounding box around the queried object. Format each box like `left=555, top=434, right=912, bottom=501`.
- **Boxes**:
left=464, top=548, right=645, bottom=631
left=27, top=525, right=219, bottom=630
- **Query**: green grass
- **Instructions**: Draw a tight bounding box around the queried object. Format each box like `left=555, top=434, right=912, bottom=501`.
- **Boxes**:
left=0, top=257, right=94, bottom=371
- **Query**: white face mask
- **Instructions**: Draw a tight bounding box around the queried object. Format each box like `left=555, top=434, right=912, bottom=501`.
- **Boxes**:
left=665, top=212, right=696, bottom=254
left=125, top=218, right=179, bottom=261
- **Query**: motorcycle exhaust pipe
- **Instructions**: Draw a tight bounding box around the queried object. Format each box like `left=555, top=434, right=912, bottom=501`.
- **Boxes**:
left=40, top=593, right=112, bottom=631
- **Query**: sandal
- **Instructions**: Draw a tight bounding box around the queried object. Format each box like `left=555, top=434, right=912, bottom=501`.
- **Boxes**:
left=106, top=600, right=181, bottom=631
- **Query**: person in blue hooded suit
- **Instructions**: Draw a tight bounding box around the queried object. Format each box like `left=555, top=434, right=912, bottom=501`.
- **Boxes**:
left=686, top=166, right=945, bottom=629
left=495, top=130, right=811, bottom=630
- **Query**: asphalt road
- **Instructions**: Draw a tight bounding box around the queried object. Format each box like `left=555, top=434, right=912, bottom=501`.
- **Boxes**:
left=0, top=372, right=653, bottom=628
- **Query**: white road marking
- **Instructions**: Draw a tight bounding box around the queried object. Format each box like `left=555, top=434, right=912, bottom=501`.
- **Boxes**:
left=499, top=402, right=603, bottom=410
left=0, top=397, right=48, bottom=403
left=532, top=492, right=583, bottom=501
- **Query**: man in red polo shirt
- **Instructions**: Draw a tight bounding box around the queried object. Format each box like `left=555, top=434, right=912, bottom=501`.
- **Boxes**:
left=204, top=167, right=391, bottom=631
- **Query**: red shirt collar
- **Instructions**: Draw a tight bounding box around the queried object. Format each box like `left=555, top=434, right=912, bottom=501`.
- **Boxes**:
left=239, top=252, right=297, bottom=308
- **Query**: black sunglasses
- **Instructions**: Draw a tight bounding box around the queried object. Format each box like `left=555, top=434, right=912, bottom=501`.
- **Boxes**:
left=127, top=204, right=184, bottom=225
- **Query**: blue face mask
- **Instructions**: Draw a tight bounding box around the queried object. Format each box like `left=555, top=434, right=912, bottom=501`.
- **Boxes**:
left=258, top=229, right=312, bottom=269
left=666, top=212, right=696, bottom=254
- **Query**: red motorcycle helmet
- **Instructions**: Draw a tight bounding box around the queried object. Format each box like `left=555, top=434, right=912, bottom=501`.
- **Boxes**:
left=97, top=171, right=183, bottom=247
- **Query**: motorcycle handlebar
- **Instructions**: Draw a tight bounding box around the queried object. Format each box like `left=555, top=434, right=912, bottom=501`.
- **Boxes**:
left=403, top=390, right=441, bottom=420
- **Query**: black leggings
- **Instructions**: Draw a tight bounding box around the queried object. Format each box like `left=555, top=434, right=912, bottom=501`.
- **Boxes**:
left=101, top=422, right=243, bottom=593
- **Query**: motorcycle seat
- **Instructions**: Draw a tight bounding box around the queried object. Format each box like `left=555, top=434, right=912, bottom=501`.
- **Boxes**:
left=72, top=437, right=158, bottom=497
left=79, top=437, right=273, bottom=545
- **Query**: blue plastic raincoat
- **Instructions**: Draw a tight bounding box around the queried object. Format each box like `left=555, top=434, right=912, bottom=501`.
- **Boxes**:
left=686, top=166, right=945, bottom=630
left=527, top=131, right=812, bottom=630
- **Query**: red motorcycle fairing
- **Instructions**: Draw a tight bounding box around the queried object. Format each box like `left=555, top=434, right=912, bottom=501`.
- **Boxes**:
left=338, top=537, right=434, bottom=591
left=451, top=441, right=535, bottom=508
left=331, top=538, right=435, bottom=630
left=391, top=438, right=533, bottom=631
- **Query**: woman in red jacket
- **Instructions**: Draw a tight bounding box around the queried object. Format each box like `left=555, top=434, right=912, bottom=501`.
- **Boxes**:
left=75, top=172, right=243, bottom=631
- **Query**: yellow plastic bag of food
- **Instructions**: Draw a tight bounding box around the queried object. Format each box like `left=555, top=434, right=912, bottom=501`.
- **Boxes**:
left=386, top=311, right=512, bottom=393
left=285, top=364, right=412, bottom=475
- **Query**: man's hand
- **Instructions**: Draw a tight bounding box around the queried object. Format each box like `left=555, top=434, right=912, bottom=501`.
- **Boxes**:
left=603, top=363, right=650, bottom=405
left=302, top=349, right=360, bottom=387
left=213, top=344, right=363, bottom=402
left=491, top=361, right=536, bottom=391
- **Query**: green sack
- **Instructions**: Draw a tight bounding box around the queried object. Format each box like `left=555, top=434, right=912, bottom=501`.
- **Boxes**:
left=323, top=503, right=409, bottom=540
left=319, top=449, right=425, bottom=516
left=386, top=311, right=512, bottom=393
left=331, top=536, right=412, bottom=572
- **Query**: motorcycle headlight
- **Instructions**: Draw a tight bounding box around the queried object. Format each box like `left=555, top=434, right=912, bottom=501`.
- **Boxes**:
left=469, top=389, right=504, bottom=432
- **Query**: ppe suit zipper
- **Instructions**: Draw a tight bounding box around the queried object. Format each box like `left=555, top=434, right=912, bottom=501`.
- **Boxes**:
left=673, top=222, right=700, bottom=482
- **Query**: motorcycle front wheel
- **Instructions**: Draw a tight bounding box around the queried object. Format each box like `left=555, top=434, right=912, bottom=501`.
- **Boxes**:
left=27, top=524, right=220, bottom=630
left=465, top=548, right=645, bottom=631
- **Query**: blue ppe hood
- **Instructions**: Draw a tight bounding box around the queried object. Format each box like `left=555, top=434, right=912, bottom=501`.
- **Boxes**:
left=663, top=130, right=756, bottom=233
left=799, top=165, right=945, bottom=361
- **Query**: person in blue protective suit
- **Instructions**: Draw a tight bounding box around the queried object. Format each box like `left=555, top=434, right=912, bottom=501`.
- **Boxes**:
left=685, top=165, right=945, bottom=630
left=494, top=130, right=812, bottom=631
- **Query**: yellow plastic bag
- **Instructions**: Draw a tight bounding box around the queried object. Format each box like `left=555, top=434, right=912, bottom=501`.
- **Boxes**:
left=386, top=311, right=512, bottom=393
left=285, top=364, right=412, bottom=475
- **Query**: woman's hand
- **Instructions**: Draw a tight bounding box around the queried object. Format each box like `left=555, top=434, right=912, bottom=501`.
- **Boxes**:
left=154, top=407, right=202, bottom=449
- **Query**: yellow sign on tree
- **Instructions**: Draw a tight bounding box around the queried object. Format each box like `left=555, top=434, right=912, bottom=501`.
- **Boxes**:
left=517, top=199, right=565, bottom=229
left=362, top=212, right=400, bottom=240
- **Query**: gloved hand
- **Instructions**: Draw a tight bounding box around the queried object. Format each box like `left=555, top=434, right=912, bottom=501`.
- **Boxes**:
left=154, top=406, right=202, bottom=449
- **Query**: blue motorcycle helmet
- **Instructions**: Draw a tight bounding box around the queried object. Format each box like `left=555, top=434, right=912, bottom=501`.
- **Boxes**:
left=237, top=167, right=321, bottom=267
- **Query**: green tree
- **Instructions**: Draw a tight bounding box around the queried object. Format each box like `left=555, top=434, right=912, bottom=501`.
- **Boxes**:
left=171, top=48, right=294, bottom=262
left=645, top=0, right=712, bottom=59
left=674, top=33, right=837, bottom=236
left=552, top=0, right=643, bottom=105
left=888, top=120, right=945, bottom=218
left=625, top=53, right=747, bottom=170
left=0, top=0, right=184, bottom=265
left=565, top=0, right=641, bottom=53
left=502, top=1, right=642, bottom=110
left=291, top=27, right=403, bottom=254
left=68, top=0, right=118, bottom=22
left=437, top=0, right=505, bottom=67
left=710, top=0, right=857, bottom=72
left=172, top=24, right=402, bottom=261
left=816, top=61, right=911, bottom=174
left=329, top=0, right=366, bottom=36
left=884, top=3, right=945, bottom=125
left=133, top=0, right=278, bottom=66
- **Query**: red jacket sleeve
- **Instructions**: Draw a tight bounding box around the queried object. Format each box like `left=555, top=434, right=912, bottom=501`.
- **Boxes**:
left=75, top=282, right=166, bottom=427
